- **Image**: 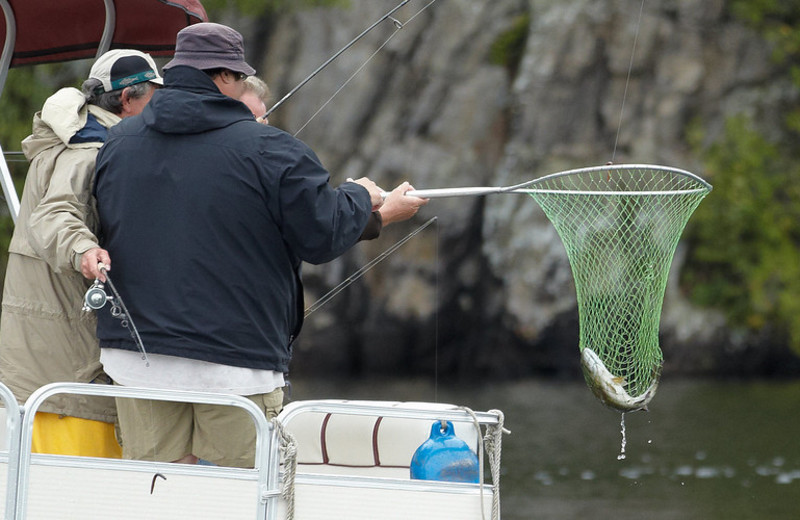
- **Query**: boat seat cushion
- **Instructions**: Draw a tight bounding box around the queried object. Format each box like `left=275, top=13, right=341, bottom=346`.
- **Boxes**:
left=282, top=401, right=480, bottom=478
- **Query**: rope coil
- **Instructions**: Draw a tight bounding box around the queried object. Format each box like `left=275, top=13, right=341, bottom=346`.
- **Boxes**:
left=273, top=418, right=298, bottom=520
left=459, top=406, right=509, bottom=520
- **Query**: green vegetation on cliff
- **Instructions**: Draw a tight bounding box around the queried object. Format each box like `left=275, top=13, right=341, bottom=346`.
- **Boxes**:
left=684, top=116, right=800, bottom=349
left=489, top=13, right=530, bottom=77
left=683, top=3, right=800, bottom=353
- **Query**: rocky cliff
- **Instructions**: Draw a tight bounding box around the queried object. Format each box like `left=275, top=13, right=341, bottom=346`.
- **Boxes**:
left=239, top=0, right=798, bottom=378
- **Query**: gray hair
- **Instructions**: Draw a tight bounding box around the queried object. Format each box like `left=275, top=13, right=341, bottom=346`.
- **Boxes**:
left=81, top=78, right=155, bottom=115
left=243, top=76, right=271, bottom=104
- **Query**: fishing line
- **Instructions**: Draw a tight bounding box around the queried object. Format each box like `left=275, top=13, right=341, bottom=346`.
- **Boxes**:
left=433, top=218, right=440, bottom=404
left=265, top=0, right=411, bottom=120
left=292, top=0, right=440, bottom=136
left=610, top=0, right=646, bottom=163
left=293, top=27, right=402, bottom=137
left=304, top=216, right=437, bottom=317
left=271, top=1, right=442, bottom=396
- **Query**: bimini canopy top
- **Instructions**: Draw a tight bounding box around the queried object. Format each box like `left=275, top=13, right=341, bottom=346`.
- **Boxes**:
left=0, top=0, right=207, bottom=98
left=0, top=0, right=207, bottom=221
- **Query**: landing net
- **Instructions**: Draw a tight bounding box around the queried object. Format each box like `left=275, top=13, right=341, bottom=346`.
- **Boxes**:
left=523, top=164, right=711, bottom=411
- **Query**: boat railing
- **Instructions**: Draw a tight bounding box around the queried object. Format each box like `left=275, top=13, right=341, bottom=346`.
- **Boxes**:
left=6, top=382, right=281, bottom=520
left=0, top=383, right=505, bottom=520
left=0, top=381, right=21, bottom=520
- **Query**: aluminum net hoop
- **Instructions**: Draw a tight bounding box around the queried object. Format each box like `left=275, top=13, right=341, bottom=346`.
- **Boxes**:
left=524, top=164, right=711, bottom=403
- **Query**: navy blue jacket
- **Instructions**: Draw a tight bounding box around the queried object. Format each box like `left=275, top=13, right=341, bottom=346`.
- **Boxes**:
left=94, top=66, right=372, bottom=372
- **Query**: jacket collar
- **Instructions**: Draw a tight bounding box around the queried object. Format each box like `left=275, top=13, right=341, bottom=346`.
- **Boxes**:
left=142, top=65, right=253, bottom=135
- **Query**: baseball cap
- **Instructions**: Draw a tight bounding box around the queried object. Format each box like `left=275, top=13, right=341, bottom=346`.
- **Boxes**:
left=90, top=49, right=163, bottom=93
left=164, top=22, right=256, bottom=76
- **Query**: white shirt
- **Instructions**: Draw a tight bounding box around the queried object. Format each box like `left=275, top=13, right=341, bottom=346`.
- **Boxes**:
left=100, top=348, right=284, bottom=396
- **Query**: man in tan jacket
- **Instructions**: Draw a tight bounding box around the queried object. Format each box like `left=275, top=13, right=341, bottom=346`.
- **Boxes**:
left=0, top=49, right=162, bottom=457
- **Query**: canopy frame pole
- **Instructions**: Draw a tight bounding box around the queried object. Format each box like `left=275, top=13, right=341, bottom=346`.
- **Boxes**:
left=97, top=0, right=116, bottom=57
left=0, top=0, right=16, bottom=100
left=0, top=143, right=20, bottom=222
left=0, top=0, right=20, bottom=221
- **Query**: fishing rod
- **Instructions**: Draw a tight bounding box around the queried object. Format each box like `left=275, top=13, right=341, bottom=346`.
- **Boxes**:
left=263, top=0, right=411, bottom=120
left=83, top=263, right=150, bottom=366
left=304, top=216, right=437, bottom=317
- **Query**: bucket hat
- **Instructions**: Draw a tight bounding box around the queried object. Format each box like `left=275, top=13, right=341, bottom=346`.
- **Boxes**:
left=164, top=22, right=255, bottom=76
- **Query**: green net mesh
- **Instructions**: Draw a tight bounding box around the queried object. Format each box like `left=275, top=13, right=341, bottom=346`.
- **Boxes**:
left=523, top=165, right=711, bottom=412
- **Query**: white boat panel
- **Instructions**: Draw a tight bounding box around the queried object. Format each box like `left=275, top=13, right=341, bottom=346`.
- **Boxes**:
left=24, top=462, right=261, bottom=519
left=0, top=460, right=6, bottom=520
left=0, top=408, right=7, bottom=449
left=15, top=384, right=280, bottom=520
left=279, top=478, right=494, bottom=520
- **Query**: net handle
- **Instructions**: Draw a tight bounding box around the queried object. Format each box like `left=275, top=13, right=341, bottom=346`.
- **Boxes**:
left=407, top=187, right=710, bottom=198
left=404, top=186, right=511, bottom=198
left=397, top=163, right=712, bottom=199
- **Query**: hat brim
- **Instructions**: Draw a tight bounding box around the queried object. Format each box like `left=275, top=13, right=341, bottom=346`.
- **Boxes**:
left=164, top=56, right=255, bottom=76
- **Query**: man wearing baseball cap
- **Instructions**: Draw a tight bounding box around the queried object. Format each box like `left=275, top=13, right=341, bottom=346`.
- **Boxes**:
left=0, top=49, right=162, bottom=458
left=92, top=23, right=397, bottom=467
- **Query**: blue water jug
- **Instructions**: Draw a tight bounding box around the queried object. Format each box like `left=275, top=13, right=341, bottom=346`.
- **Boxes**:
left=410, top=420, right=479, bottom=483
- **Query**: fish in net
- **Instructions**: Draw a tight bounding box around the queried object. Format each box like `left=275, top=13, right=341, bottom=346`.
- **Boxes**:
left=521, top=164, right=712, bottom=412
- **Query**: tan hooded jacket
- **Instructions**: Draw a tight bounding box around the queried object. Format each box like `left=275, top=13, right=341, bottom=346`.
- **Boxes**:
left=0, top=87, right=120, bottom=421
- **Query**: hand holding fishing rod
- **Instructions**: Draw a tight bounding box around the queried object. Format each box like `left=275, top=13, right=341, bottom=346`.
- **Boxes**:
left=80, top=246, right=112, bottom=281
left=82, top=261, right=150, bottom=365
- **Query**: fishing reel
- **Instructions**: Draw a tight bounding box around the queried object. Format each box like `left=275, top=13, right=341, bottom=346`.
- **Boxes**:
left=82, top=280, right=112, bottom=312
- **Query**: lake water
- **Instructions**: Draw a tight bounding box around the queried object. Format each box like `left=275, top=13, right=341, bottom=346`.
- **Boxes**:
left=288, top=376, right=800, bottom=520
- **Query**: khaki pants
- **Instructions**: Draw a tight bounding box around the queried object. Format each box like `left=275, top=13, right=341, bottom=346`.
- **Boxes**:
left=115, top=387, right=284, bottom=468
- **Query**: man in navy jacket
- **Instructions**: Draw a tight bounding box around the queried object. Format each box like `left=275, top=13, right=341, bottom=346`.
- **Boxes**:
left=93, top=23, right=388, bottom=467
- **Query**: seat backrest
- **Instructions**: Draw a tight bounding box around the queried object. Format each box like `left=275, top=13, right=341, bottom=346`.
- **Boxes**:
left=280, top=400, right=480, bottom=479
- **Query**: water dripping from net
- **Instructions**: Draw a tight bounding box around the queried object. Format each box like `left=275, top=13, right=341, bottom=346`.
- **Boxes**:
left=617, top=413, right=627, bottom=461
